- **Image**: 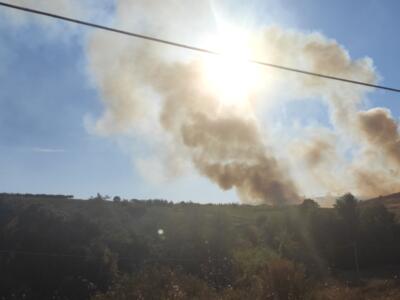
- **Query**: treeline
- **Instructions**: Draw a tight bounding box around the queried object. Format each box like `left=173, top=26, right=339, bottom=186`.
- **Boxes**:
left=0, top=194, right=399, bottom=299
left=0, top=193, right=74, bottom=199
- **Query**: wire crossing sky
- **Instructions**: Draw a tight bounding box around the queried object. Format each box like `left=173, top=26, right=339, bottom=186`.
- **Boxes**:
left=2, top=0, right=400, bottom=204
left=0, top=1, right=399, bottom=93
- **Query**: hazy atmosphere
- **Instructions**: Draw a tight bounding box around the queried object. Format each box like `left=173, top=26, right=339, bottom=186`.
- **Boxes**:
left=2, top=0, right=400, bottom=204
left=2, top=1, right=400, bottom=299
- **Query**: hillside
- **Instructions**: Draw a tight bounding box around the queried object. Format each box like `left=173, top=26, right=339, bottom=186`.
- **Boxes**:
left=364, top=192, right=400, bottom=208
left=1, top=193, right=400, bottom=299
left=362, top=192, right=400, bottom=218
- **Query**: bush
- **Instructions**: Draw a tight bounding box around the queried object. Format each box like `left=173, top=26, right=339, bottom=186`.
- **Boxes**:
left=228, top=258, right=307, bottom=300
left=92, top=266, right=216, bottom=300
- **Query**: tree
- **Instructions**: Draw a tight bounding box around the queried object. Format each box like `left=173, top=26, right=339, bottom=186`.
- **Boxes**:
left=334, top=193, right=359, bottom=227
left=333, top=193, right=360, bottom=270
left=300, top=199, right=320, bottom=210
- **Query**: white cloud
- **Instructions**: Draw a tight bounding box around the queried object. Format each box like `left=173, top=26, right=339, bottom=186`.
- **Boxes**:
left=31, top=147, right=65, bottom=153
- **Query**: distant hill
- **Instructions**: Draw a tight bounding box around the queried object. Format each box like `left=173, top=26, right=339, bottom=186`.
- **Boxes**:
left=314, top=192, right=400, bottom=212
left=0, top=193, right=74, bottom=200
left=364, top=192, right=400, bottom=206
left=362, top=192, right=400, bottom=216
left=313, top=195, right=337, bottom=207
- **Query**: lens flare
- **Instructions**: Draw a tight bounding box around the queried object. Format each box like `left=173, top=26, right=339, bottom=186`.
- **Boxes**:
left=201, top=29, right=260, bottom=107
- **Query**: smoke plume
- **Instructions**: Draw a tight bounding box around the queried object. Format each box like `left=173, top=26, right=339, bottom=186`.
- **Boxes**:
left=83, top=0, right=400, bottom=203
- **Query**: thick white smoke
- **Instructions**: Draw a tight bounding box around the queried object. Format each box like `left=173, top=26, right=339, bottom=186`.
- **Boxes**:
left=7, top=0, right=398, bottom=204
left=83, top=0, right=400, bottom=204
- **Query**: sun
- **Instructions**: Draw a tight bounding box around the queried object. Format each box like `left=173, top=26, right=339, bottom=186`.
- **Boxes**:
left=201, top=28, right=260, bottom=107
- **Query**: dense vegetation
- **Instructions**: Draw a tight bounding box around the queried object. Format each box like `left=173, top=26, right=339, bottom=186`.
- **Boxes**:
left=0, top=193, right=400, bottom=299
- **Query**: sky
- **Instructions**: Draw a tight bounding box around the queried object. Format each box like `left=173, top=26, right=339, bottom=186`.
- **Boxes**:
left=0, top=0, right=399, bottom=203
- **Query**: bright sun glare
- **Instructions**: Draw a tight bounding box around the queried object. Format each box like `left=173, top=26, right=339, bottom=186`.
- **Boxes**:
left=202, top=29, right=260, bottom=107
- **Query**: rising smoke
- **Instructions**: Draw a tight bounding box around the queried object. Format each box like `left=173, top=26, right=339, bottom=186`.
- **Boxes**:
left=3, top=0, right=399, bottom=204
left=83, top=1, right=400, bottom=204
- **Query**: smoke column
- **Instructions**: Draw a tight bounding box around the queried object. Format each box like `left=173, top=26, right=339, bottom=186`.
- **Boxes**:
left=84, top=0, right=400, bottom=204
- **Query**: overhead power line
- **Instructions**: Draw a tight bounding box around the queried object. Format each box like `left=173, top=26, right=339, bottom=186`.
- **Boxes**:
left=1, top=1, right=399, bottom=93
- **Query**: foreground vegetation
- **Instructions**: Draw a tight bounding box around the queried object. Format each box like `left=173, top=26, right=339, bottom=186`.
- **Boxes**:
left=0, top=193, right=400, bottom=299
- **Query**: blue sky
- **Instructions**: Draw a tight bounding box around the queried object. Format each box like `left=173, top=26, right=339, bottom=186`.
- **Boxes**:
left=0, top=0, right=399, bottom=202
